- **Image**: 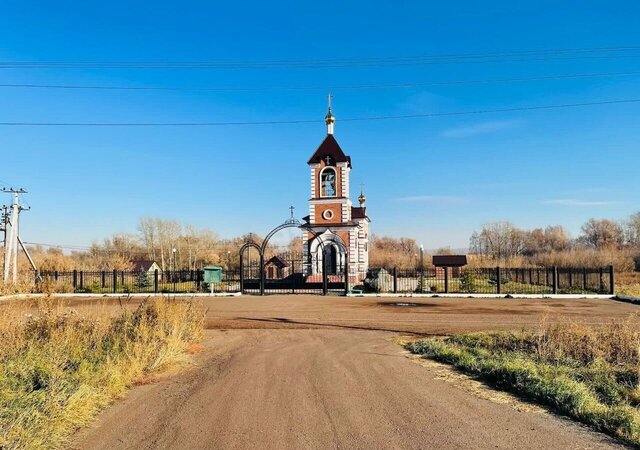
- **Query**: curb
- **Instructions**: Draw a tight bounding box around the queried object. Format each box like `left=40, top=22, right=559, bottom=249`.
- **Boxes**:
left=346, top=293, right=615, bottom=300
left=0, top=292, right=242, bottom=302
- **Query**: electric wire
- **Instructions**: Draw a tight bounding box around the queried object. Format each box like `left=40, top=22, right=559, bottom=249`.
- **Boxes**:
left=1, top=97, right=638, bottom=127
left=2, top=46, right=640, bottom=69
left=2, top=70, right=639, bottom=92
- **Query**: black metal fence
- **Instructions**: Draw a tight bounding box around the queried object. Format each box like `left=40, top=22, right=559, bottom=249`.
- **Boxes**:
left=366, top=266, right=615, bottom=295
left=37, top=265, right=614, bottom=295
left=38, top=269, right=241, bottom=294
left=241, top=260, right=346, bottom=295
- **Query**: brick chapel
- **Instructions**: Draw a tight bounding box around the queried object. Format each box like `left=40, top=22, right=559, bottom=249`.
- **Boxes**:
left=302, top=100, right=370, bottom=282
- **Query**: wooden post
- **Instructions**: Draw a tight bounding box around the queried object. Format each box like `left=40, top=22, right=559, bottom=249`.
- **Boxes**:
left=552, top=266, right=558, bottom=294
left=101, top=271, right=106, bottom=289
left=79, top=271, right=84, bottom=290
left=496, top=267, right=501, bottom=294
left=72, top=270, right=77, bottom=291
left=599, top=267, right=604, bottom=293
left=113, top=269, right=117, bottom=293
left=583, top=268, right=588, bottom=292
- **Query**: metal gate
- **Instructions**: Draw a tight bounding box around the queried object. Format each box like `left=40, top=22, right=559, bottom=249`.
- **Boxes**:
left=238, top=217, right=348, bottom=295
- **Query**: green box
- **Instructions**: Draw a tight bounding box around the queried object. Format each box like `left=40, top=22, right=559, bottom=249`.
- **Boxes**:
left=203, top=266, right=223, bottom=283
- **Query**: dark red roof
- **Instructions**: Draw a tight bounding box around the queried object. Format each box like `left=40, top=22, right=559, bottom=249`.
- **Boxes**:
left=307, top=134, right=351, bottom=168
left=351, top=206, right=367, bottom=220
left=432, top=255, right=467, bottom=267
left=265, top=255, right=289, bottom=268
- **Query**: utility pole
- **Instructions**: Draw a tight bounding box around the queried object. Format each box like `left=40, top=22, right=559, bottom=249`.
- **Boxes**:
left=2, top=188, right=35, bottom=284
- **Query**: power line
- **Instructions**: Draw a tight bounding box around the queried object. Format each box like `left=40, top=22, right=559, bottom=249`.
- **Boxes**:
left=1, top=97, right=639, bottom=127
left=2, top=70, right=640, bottom=92
left=1, top=46, right=640, bottom=69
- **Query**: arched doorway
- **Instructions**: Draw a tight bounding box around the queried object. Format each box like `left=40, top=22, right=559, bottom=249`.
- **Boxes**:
left=325, top=245, right=338, bottom=275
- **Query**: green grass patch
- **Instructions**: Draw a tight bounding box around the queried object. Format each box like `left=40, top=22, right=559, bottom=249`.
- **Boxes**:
left=405, top=320, right=640, bottom=446
left=0, top=296, right=204, bottom=449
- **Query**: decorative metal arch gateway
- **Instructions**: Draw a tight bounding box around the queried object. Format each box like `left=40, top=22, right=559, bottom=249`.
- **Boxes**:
left=239, top=217, right=349, bottom=295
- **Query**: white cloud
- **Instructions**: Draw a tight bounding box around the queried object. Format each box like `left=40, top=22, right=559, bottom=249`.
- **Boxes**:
left=541, top=199, right=620, bottom=207
left=441, top=119, right=522, bottom=138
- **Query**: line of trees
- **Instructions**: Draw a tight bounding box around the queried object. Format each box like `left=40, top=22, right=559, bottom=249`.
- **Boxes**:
left=468, top=212, right=640, bottom=271
left=7, top=212, right=640, bottom=275
left=22, top=217, right=301, bottom=272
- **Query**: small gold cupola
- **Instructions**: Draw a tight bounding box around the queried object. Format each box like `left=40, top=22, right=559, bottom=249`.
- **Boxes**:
left=358, top=185, right=366, bottom=206
left=325, top=93, right=335, bottom=135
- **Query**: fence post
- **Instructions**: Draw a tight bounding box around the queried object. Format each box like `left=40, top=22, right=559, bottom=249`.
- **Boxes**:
left=344, top=256, right=349, bottom=296
left=112, top=269, right=117, bottom=293
left=101, top=271, right=106, bottom=289
left=568, top=269, right=573, bottom=288
left=393, top=267, right=398, bottom=294
left=444, top=267, right=449, bottom=293
left=79, top=271, right=84, bottom=290
left=260, top=254, right=265, bottom=296
left=154, top=269, right=159, bottom=293
left=72, top=270, right=77, bottom=291
left=545, top=269, right=549, bottom=288
left=322, top=261, right=328, bottom=296
left=552, top=266, right=558, bottom=294
left=583, top=268, right=588, bottom=292
left=496, top=266, right=501, bottom=294
left=608, top=265, right=614, bottom=295
left=291, top=258, right=295, bottom=294
left=599, top=267, right=604, bottom=293
left=240, top=257, right=245, bottom=295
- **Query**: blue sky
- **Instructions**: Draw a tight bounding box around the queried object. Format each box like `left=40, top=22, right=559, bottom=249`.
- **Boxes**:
left=1, top=1, right=639, bottom=249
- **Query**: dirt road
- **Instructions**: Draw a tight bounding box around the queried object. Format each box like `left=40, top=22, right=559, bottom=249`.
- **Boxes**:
left=70, top=295, right=636, bottom=449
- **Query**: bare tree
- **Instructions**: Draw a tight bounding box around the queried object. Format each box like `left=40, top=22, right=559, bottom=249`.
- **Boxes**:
left=470, top=222, right=526, bottom=260
left=578, top=219, right=624, bottom=249
left=623, top=212, right=640, bottom=247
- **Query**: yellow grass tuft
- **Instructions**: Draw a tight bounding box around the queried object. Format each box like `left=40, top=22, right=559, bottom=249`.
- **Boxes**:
left=0, top=296, right=204, bottom=450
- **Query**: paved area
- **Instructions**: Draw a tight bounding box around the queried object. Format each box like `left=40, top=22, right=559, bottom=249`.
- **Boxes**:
left=60, top=295, right=636, bottom=449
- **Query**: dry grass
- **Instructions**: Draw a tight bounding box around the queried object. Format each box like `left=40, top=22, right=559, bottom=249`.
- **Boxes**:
left=0, top=296, right=204, bottom=450
left=617, top=272, right=640, bottom=298
left=406, top=317, right=640, bottom=445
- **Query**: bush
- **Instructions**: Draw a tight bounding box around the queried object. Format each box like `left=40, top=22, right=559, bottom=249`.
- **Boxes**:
left=459, top=270, right=476, bottom=293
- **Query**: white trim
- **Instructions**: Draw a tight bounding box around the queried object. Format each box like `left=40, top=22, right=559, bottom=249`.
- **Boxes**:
left=322, top=209, right=334, bottom=220
left=309, top=198, right=350, bottom=205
